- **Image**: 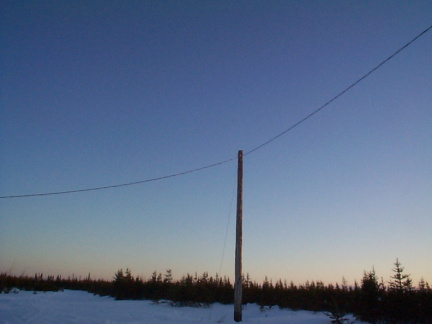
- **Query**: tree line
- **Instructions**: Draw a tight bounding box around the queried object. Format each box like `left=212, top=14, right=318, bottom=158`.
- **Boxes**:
left=1, top=259, right=431, bottom=323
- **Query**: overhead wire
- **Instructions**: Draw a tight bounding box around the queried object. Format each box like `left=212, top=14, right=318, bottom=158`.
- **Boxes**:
left=1, top=23, right=431, bottom=199
left=244, top=23, right=432, bottom=156
left=0, top=156, right=237, bottom=199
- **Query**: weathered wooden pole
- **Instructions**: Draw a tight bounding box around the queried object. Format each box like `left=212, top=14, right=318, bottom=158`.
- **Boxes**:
left=234, top=150, right=243, bottom=322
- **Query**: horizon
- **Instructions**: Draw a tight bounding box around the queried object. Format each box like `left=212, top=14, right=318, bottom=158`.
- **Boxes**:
left=2, top=254, right=427, bottom=288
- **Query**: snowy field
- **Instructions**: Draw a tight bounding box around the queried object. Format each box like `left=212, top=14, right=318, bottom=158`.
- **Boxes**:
left=0, top=289, right=362, bottom=323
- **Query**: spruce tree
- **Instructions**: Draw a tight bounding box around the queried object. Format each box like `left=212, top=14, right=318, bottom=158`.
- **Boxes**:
left=388, top=258, right=412, bottom=293
left=386, top=258, right=414, bottom=323
left=356, top=268, right=383, bottom=323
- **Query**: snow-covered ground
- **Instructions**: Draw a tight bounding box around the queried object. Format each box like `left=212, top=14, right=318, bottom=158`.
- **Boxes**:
left=0, top=289, right=361, bottom=323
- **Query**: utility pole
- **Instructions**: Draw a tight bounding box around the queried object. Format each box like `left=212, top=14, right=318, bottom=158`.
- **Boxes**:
left=234, top=150, right=243, bottom=322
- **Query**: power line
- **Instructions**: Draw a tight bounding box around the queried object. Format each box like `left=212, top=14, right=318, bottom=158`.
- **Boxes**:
left=1, top=23, right=431, bottom=199
left=244, top=23, right=432, bottom=156
left=0, top=157, right=237, bottom=199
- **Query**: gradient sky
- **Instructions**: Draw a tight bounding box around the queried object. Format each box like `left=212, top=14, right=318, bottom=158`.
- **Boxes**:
left=1, top=1, right=431, bottom=286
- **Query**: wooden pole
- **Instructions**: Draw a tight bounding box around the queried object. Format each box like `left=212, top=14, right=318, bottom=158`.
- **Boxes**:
left=234, top=150, right=243, bottom=322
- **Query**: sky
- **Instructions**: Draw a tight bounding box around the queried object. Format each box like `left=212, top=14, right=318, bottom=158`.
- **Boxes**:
left=1, top=1, right=431, bottom=286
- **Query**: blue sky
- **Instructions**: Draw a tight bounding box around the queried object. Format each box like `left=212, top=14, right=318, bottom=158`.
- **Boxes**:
left=1, top=1, right=431, bottom=286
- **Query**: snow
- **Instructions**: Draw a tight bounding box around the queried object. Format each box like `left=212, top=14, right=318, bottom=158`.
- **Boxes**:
left=0, top=290, right=360, bottom=323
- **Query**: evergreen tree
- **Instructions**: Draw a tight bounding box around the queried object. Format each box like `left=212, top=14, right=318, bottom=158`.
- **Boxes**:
left=386, top=258, right=414, bottom=323
left=417, top=278, right=432, bottom=323
left=388, top=258, right=412, bottom=293
left=112, top=268, right=136, bottom=300
left=355, top=268, right=383, bottom=323
left=164, top=269, right=173, bottom=284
